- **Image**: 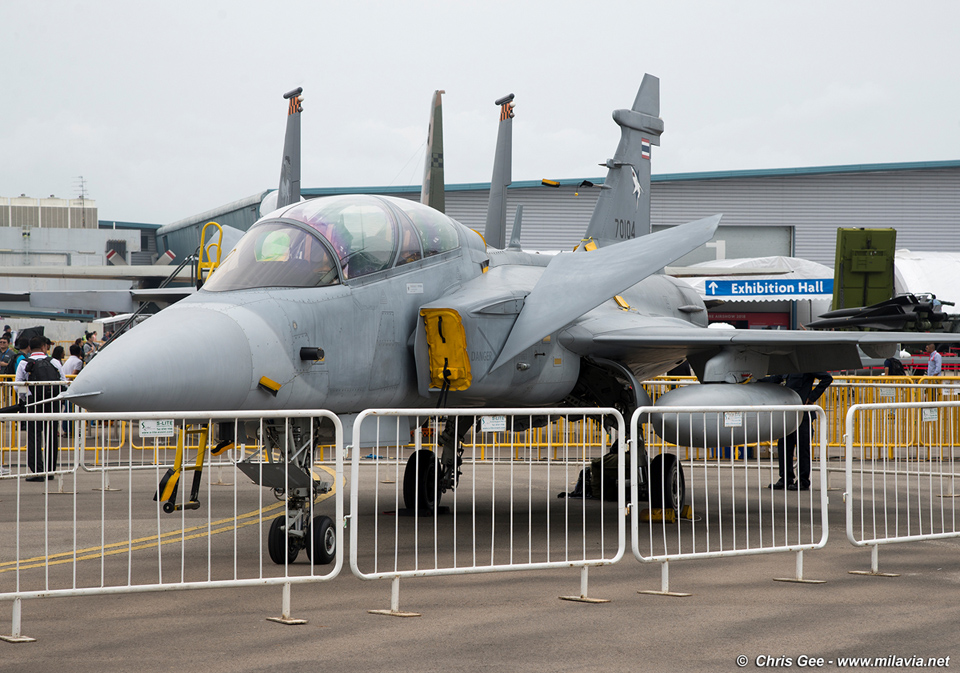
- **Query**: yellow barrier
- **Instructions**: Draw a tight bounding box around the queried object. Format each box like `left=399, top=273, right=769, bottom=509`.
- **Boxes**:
left=641, top=375, right=960, bottom=465
left=460, top=416, right=609, bottom=462
left=821, top=375, right=960, bottom=460
left=1, top=376, right=957, bottom=474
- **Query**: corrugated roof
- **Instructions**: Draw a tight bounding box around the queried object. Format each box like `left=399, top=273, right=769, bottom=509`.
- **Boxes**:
left=301, top=160, right=960, bottom=196
left=98, top=220, right=163, bottom=230
left=652, top=160, right=960, bottom=183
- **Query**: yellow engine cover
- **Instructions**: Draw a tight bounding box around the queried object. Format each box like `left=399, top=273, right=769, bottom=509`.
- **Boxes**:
left=419, top=308, right=472, bottom=391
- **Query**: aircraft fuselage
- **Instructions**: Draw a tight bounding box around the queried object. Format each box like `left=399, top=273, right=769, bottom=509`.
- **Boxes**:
left=68, top=212, right=707, bottom=414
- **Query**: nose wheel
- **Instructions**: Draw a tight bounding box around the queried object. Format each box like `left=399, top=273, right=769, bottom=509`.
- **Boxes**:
left=237, top=419, right=336, bottom=566
left=268, top=514, right=302, bottom=564
left=305, top=515, right=336, bottom=565
left=267, top=511, right=337, bottom=566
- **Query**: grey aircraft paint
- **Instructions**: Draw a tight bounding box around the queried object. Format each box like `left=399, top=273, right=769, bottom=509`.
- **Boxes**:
left=60, top=75, right=938, bottom=539
left=420, top=90, right=445, bottom=213
left=68, top=76, right=928, bottom=426
left=483, top=94, right=514, bottom=250
left=276, top=88, right=303, bottom=211
left=583, top=73, right=661, bottom=245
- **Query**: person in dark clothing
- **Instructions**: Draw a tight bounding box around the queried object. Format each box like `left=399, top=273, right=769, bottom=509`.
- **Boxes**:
left=15, top=336, right=66, bottom=480
left=0, top=334, right=14, bottom=374
left=883, top=357, right=905, bottom=376
left=762, top=372, right=833, bottom=491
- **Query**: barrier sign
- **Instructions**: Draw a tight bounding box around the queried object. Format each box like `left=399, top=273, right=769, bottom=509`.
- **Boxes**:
left=139, top=419, right=176, bottom=437
left=481, top=415, right=507, bottom=432
left=724, top=411, right=743, bottom=427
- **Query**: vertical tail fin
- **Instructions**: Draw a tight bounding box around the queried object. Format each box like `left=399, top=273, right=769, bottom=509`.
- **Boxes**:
left=483, top=94, right=515, bottom=250
left=508, top=205, right=523, bottom=250
left=420, top=90, right=446, bottom=213
left=276, top=88, right=303, bottom=210
left=582, top=74, right=662, bottom=247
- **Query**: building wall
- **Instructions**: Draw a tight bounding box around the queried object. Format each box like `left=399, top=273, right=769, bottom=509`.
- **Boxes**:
left=152, top=162, right=960, bottom=267
left=0, top=227, right=140, bottom=266
left=0, top=196, right=98, bottom=229
left=651, top=166, right=960, bottom=266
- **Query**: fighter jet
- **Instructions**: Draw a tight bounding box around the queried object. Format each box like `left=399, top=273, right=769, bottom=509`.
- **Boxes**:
left=66, top=75, right=925, bottom=562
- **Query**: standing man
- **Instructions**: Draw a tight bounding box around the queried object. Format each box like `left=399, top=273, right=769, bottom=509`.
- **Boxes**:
left=0, top=335, right=14, bottom=375
left=15, top=336, right=66, bottom=481
left=763, top=372, right=834, bottom=491
left=926, top=343, right=942, bottom=376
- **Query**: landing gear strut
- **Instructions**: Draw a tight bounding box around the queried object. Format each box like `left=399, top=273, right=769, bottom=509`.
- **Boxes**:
left=235, top=419, right=336, bottom=565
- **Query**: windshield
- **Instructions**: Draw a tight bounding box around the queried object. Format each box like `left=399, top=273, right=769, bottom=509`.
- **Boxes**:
left=283, top=196, right=398, bottom=279
left=391, top=199, right=460, bottom=257
left=203, top=195, right=464, bottom=291
left=203, top=222, right=339, bottom=291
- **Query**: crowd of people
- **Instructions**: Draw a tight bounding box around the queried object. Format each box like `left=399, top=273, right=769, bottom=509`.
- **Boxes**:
left=0, top=327, right=103, bottom=478
left=0, top=326, right=101, bottom=379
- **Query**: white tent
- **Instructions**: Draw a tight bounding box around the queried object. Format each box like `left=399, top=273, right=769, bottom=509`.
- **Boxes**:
left=895, top=250, right=960, bottom=306
left=671, top=256, right=834, bottom=302
left=669, top=256, right=835, bottom=327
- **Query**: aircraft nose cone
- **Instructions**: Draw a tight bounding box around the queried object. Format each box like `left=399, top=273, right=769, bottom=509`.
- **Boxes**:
left=69, top=306, right=255, bottom=412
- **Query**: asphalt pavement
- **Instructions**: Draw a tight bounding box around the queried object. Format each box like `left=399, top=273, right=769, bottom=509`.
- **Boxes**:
left=1, top=462, right=959, bottom=673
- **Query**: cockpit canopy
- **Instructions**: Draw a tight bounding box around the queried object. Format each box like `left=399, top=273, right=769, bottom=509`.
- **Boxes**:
left=203, top=195, right=461, bottom=292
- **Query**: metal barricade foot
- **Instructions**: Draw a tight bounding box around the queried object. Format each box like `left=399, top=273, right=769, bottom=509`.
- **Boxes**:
left=849, top=545, right=900, bottom=577
left=266, top=583, right=308, bottom=626
left=774, top=550, right=826, bottom=584
left=560, top=567, right=611, bottom=603
left=92, top=470, right=121, bottom=492
left=637, top=561, right=692, bottom=597
left=368, top=577, right=421, bottom=618
left=52, top=473, right=76, bottom=495
left=1, top=598, right=36, bottom=643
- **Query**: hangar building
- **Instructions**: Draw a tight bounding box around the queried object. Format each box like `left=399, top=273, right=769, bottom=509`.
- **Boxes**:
left=152, top=160, right=960, bottom=330
left=157, top=160, right=960, bottom=269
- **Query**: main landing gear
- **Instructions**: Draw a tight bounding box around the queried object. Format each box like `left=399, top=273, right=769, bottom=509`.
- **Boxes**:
left=402, top=418, right=469, bottom=512
left=648, top=452, right=686, bottom=514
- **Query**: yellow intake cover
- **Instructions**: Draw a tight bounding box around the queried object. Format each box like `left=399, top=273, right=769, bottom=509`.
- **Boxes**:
left=420, top=308, right=472, bottom=391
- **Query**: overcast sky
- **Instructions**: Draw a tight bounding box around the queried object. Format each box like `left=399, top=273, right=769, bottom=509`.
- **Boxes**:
left=3, top=1, right=959, bottom=224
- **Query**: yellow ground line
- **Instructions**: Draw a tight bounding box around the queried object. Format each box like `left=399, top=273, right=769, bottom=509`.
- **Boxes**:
left=1, top=465, right=337, bottom=573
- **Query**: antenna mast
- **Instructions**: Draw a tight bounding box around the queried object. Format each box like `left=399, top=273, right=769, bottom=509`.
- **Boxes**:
left=74, top=176, right=88, bottom=228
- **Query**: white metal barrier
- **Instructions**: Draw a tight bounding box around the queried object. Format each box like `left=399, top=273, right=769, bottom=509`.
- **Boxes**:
left=348, top=408, right=626, bottom=614
left=844, top=400, right=960, bottom=575
left=6, top=394, right=959, bottom=637
left=631, top=405, right=829, bottom=595
left=0, top=409, right=343, bottom=641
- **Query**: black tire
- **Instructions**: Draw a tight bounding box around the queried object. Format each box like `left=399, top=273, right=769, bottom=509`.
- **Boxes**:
left=403, top=449, right=440, bottom=512
left=649, top=453, right=685, bottom=513
left=268, top=514, right=300, bottom=565
left=305, top=515, right=336, bottom=565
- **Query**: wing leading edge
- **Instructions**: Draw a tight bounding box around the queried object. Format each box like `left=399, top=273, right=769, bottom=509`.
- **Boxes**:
left=559, top=318, right=932, bottom=380
left=491, top=214, right=721, bottom=371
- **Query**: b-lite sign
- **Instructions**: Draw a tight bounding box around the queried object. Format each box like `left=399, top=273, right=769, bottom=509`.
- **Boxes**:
left=705, top=279, right=833, bottom=297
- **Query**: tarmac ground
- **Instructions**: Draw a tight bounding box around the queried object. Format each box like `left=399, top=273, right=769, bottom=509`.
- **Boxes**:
left=1, top=455, right=958, bottom=673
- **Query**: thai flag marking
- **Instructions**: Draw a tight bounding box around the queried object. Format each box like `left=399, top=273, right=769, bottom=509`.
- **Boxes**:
left=641, top=138, right=651, bottom=160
